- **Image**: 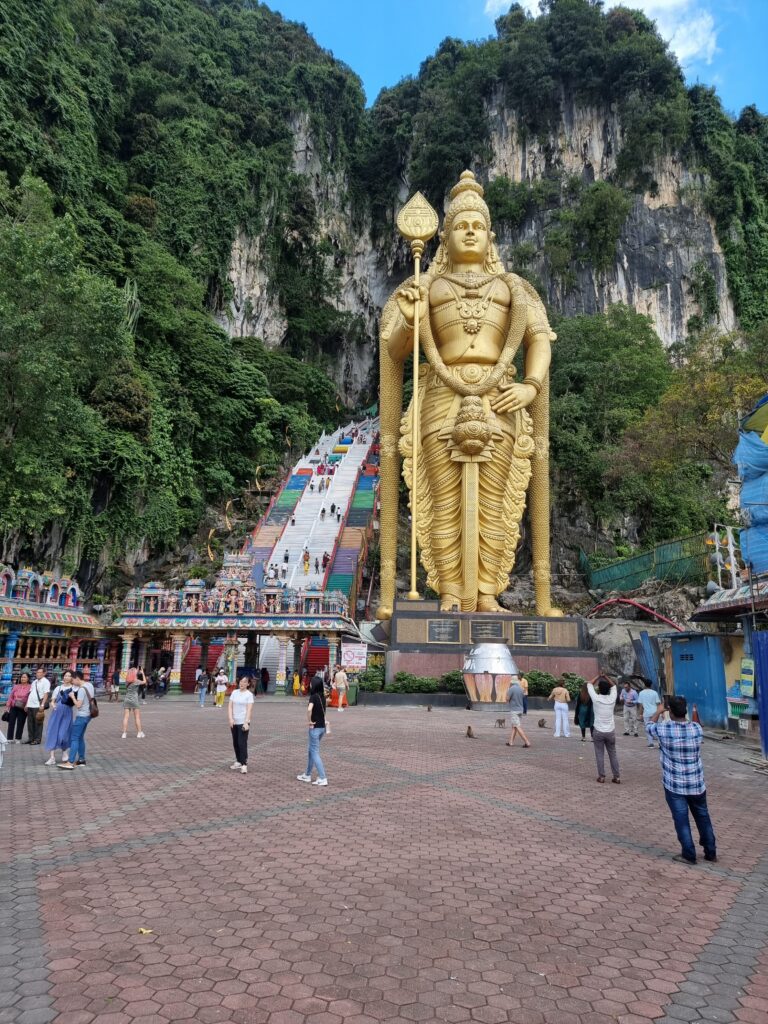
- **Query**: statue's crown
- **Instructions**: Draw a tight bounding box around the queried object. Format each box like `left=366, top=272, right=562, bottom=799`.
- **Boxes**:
left=444, top=170, right=490, bottom=232
left=449, top=170, right=485, bottom=202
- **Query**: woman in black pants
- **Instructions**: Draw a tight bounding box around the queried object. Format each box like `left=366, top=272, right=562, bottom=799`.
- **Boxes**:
left=136, top=665, right=148, bottom=704
left=227, top=676, right=254, bottom=774
left=5, top=672, right=32, bottom=743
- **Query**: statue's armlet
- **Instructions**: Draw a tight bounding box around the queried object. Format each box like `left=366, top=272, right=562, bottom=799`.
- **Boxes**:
left=507, top=273, right=556, bottom=346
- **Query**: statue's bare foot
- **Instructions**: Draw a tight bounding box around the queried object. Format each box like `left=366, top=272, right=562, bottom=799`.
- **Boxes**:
left=439, top=593, right=461, bottom=612
left=477, top=595, right=503, bottom=613
left=537, top=605, right=564, bottom=618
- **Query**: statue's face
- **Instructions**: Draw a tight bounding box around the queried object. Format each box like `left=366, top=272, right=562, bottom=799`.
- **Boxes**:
left=446, top=207, right=489, bottom=265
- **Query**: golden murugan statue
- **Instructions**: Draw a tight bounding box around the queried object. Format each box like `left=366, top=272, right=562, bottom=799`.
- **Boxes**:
left=377, top=170, right=560, bottom=618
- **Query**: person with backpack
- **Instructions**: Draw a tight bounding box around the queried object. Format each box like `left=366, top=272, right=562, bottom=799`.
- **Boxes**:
left=65, top=670, right=96, bottom=768
left=121, top=665, right=145, bottom=739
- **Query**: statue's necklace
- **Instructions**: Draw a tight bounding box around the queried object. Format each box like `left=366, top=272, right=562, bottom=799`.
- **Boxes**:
left=444, top=274, right=498, bottom=336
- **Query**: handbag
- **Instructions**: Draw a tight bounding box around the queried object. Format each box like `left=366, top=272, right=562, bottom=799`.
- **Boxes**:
left=1, top=711, right=9, bottom=722
left=77, top=684, right=99, bottom=719
left=34, top=681, right=46, bottom=722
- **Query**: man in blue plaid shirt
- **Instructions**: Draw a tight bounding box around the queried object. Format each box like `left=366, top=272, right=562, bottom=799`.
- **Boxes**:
left=647, top=696, right=717, bottom=864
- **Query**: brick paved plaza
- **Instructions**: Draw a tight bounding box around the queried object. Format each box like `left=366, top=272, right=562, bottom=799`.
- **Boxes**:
left=2, top=699, right=767, bottom=1024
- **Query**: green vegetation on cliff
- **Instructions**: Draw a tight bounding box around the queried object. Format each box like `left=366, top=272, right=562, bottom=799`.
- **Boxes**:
left=0, top=0, right=359, bottom=577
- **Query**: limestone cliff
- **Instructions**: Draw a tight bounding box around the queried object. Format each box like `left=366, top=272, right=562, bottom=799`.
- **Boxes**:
left=485, top=93, right=736, bottom=345
left=217, top=98, right=736, bottom=400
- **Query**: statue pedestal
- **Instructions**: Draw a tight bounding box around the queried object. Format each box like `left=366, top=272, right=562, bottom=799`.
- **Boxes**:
left=386, top=599, right=599, bottom=685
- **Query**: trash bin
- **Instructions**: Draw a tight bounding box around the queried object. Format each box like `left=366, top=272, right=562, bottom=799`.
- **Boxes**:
left=347, top=681, right=359, bottom=706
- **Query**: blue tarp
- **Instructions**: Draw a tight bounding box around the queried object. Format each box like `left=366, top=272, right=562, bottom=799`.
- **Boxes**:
left=741, top=476, right=768, bottom=526
left=741, top=527, right=768, bottom=575
left=735, top=420, right=768, bottom=575
left=753, top=630, right=768, bottom=758
left=734, top=429, right=768, bottom=480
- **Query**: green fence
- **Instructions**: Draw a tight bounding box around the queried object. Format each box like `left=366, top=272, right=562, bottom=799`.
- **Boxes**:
left=579, top=533, right=710, bottom=593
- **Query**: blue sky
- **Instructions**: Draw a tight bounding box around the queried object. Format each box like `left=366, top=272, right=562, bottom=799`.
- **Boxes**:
left=267, top=0, right=767, bottom=117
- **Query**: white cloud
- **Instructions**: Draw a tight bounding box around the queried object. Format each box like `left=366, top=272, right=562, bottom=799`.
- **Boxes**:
left=484, top=0, right=536, bottom=13
left=483, top=0, right=718, bottom=67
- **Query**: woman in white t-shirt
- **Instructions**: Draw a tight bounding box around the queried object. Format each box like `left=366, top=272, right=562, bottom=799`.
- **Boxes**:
left=227, top=677, right=254, bottom=774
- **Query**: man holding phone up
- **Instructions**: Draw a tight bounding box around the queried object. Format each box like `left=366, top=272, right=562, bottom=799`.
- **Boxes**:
left=647, top=695, right=717, bottom=865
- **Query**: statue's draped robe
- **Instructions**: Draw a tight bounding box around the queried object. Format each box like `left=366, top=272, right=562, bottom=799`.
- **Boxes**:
left=396, top=272, right=547, bottom=612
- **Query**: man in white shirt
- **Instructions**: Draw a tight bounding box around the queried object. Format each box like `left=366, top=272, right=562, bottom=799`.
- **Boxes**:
left=636, top=681, right=662, bottom=747
left=25, top=667, right=51, bottom=745
left=587, top=675, right=620, bottom=784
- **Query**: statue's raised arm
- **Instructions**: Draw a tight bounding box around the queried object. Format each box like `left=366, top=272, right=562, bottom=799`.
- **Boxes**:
left=376, top=171, right=561, bottom=619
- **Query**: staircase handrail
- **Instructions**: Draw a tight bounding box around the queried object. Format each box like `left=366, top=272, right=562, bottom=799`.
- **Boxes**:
left=239, top=467, right=292, bottom=557
left=320, top=460, right=364, bottom=590
left=320, top=436, right=378, bottom=592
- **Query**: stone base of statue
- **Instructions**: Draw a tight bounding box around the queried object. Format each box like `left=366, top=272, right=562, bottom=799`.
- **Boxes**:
left=385, top=599, right=600, bottom=689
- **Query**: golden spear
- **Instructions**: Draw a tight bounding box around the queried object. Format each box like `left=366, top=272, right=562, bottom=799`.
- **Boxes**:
left=396, top=192, right=438, bottom=600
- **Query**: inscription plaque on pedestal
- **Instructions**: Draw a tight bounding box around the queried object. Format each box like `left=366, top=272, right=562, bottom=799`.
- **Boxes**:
left=470, top=619, right=504, bottom=642
left=427, top=619, right=460, bottom=644
left=513, top=621, right=548, bottom=646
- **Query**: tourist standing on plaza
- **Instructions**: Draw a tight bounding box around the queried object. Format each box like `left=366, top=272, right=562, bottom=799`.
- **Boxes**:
left=25, top=667, right=51, bottom=745
left=587, top=676, right=620, bottom=784
left=214, top=669, right=228, bottom=707
left=548, top=679, right=571, bottom=738
left=619, top=679, right=639, bottom=736
left=44, top=670, right=76, bottom=766
left=505, top=676, right=531, bottom=748
left=121, top=666, right=145, bottom=739
left=198, top=669, right=210, bottom=708
left=5, top=671, right=31, bottom=743
left=228, top=675, right=254, bottom=774
left=297, top=675, right=329, bottom=786
left=646, top=696, right=717, bottom=864
left=154, top=666, right=167, bottom=698
left=260, top=666, right=270, bottom=695
left=637, top=680, right=662, bottom=746
left=573, top=682, right=594, bottom=741
left=136, top=664, right=148, bottom=704
left=66, top=670, right=95, bottom=768
left=109, top=667, right=120, bottom=703
left=333, top=664, right=348, bottom=711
